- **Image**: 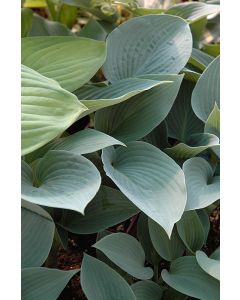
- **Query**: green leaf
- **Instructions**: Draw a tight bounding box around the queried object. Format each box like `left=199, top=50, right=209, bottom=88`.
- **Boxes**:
left=204, top=103, right=220, bottom=138
left=27, top=129, right=125, bottom=161
left=210, top=247, right=220, bottom=260
left=102, top=142, right=187, bottom=237
left=202, top=43, right=220, bottom=57
left=191, top=56, right=220, bottom=122
left=22, top=8, right=33, bottom=37
left=22, top=36, right=106, bottom=91
left=166, top=80, right=204, bottom=142
left=161, top=256, right=220, bottom=300
left=103, top=15, right=192, bottom=83
left=131, top=280, right=163, bottom=300
left=28, top=13, right=74, bottom=36
left=148, top=219, right=185, bottom=262
left=196, top=250, right=220, bottom=280
left=74, top=77, right=168, bottom=116
left=183, top=157, right=220, bottom=210
left=79, top=18, right=107, bottom=41
left=197, top=209, right=210, bottom=243
left=21, top=150, right=101, bottom=213
left=176, top=211, right=205, bottom=253
left=21, top=200, right=55, bottom=268
left=142, top=121, right=169, bottom=150
left=181, top=64, right=201, bottom=82
left=93, top=233, right=153, bottom=280
left=24, top=0, right=47, bottom=7
left=21, top=65, right=87, bottom=155
left=164, top=288, right=188, bottom=300
left=190, top=17, right=207, bottom=48
left=22, top=267, right=79, bottom=300
left=166, top=2, right=220, bottom=22
left=137, top=213, right=160, bottom=265
left=165, top=133, right=219, bottom=160
left=81, top=254, right=136, bottom=300
left=58, top=186, right=138, bottom=234
left=189, top=48, right=214, bottom=71
left=95, top=74, right=183, bottom=143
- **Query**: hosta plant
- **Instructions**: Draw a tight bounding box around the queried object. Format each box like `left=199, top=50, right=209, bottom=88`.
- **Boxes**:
left=21, top=0, right=220, bottom=299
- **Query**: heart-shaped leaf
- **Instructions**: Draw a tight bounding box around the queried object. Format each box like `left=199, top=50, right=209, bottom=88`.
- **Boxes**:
left=102, top=142, right=187, bottom=237
left=165, top=133, right=219, bottom=160
left=74, top=77, right=169, bottom=116
left=81, top=254, right=136, bottom=300
left=22, top=267, right=79, bottom=300
left=196, top=250, right=220, bottom=280
left=21, top=65, right=87, bottom=155
left=21, top=150, right=101, bottom=213
left=103, top=14, right=192, bottom=83
left=22, top=36, right=106, bottom=91
left=21, top=200, right=55, bottom=268
left=191, top=56, right=220, bottom=122
left=148, top=219, right=185, bottom=262
left=95, top=74, right=183, bottom=143
left=183, top=157, right=220, bottom=210
left=166, top=80, right=204, bottom=142
left=176, top=211, right=205, bottom=253
left=93, top=233, right=153, bottom=280
left=161, top=256, right=220, bottom=300
left=58, top=186, right=138, bottom=234
left=131, top=280, right=163, bottom=300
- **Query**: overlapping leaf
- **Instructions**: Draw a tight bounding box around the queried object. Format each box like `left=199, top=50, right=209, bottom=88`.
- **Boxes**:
left=196, top=250, right=220, bottom=280
left=22, top=267, right=79, bottom=300
left=21, top=65, right=87, bottom=155
left=58, top=186, right=138, bottom=234
left=149, top=219, right=185, bottom=261
left=161, top=256, right=220, bottom=300
left=21, top=200, right=55, bottom=268
left=183, top=157, right=220, bottom=210
left=95, top=74, right=183, bottom=142
left=81, top=254, right=136, bottom=300
left=102, top=142, right=187, bottom=237
left=74, top=77, right=170, bottom=116
left=103, top=14, right=192, bottom=82
left=93, top=233, right=153, bottom=280
left=21, top=150, right=101, bottom=213
left=22, top=36, right=106, bottom=91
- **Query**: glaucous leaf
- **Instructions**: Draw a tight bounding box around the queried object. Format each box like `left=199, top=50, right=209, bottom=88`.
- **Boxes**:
left=22, top=36, right=106, bottom=91
left=79, top=18, right=107, bottom=41
left=176, top=211, right=205, bottom=253
left=204, top=103, right=220, bottom=138
left=22, top=267, right=79, bottom=300
left=191, top=56, right=220, bottom=122
left=142, top=121, right=169, bottom=150
left=102, top=142, right=187, bottom=237
left=131, top=280, right=163, bottom=300
left=58, top=186, right=138, bottom=234
left=74, top=77, right=169, bottom=116
left=166, top=80, right=204, bottom=142
left=81, top=254, right=136, bottom=300
left=95, top=74, right=183, bottom=142
left=103, top=14, right=192, bottom=83
left=148, top=219, right=185, bottom=261
left=21, top=200, right=55, bottom=268
left=21, top=150, right=101, bottom=213
left=93, top=233, right=153, bottom=280
left=196, top=250, right=220, bottom=280
left=167, top=2, right=220, bottom=22
left=165, top=133, right=219, bottom=160
left=183, top=157, right=220, bottom=210
left=21, top=65, right=87, bottom=155
left=197, top=209, right=210, bottom=243
left=161, top=256, right=220, bottom=300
